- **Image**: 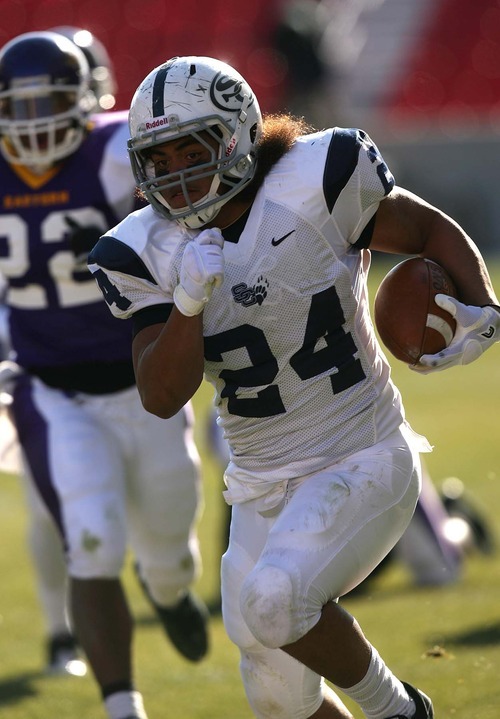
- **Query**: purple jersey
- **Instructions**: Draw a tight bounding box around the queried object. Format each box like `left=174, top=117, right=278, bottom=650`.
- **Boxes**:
left=0, top=112, right=139, bottom=388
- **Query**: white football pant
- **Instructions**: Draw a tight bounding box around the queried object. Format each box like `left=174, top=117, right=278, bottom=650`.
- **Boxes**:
left=20, top=378, right=202, bottom=607
left=222, top=424, right=422, bottom=719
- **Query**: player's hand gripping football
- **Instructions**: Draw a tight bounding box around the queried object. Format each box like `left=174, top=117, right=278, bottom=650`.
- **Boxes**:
left=173, top=228, right=225, bottom=316
left=411, top=295, right=500, bottom=374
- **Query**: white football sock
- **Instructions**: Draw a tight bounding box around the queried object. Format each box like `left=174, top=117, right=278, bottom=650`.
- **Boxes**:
left=104, top=690, right=148, bottom=719
left=340, top=647, right=416, bottom=718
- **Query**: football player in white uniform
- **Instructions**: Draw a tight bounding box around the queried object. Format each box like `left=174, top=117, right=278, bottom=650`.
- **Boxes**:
left=89, top=56, right=500, bottom=719
left=0, top=36, right=209, bottom=719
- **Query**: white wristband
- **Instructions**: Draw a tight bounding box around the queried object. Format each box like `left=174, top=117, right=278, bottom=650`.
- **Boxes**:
left=173, top=284, right=207, bottom=317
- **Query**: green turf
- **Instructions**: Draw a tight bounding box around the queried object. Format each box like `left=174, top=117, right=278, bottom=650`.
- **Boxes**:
left=0, top=259, right=499, bottom=718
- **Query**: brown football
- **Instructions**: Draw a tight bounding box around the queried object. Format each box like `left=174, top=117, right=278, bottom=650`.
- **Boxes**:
left=374, top=257, right=457, bottom=365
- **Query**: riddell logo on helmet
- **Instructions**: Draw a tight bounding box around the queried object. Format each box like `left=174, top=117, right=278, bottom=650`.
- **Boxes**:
left=145, top=117, right=169, bottom=130
left=226, top=137, right=237, bottom=156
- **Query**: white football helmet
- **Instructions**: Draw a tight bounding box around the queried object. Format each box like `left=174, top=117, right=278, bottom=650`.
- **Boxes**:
left=128, top=56, right=262, bottom=229
left=0, top=31, right=96, bottom=169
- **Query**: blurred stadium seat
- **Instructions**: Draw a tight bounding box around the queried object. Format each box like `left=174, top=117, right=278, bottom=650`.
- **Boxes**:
left=384, top=0, right=500, bottom=125
left=0, top=0, right=286, bottom=113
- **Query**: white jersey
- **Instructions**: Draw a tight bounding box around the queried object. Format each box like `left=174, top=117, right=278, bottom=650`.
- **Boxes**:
left=90, top=127, right=406, bottom=488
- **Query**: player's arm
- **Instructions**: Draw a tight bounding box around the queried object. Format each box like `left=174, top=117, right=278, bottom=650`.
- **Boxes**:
left=370, top=186, right=498, bottom=307
left=133, top=227, right=224, bottom=417
left=132, top=310, right=204, bottom=419
left=89, top=232, right=201, bottom=416
left=90, top=227, right=224, bottom=418
left=90, top=251, right=205, bottom=418
left=330, top=129, right=490, bottom=303
left=329, top=130, right=499, bottom=370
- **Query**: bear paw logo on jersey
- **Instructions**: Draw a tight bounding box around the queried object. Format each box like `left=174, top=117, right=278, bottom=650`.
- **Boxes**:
left=210, top=72, right=253, bottom=112
left=231, top=276, right=269, bottom=307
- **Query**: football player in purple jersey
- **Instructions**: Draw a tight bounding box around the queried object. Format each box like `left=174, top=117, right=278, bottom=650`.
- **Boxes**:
left=0, top=33, right=209, bottom=719
left=0, top=25, right=120, bottom=679
left=89, top=56, right=500, bottom=719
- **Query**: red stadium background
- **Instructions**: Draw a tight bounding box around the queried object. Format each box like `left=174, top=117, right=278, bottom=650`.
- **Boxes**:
left=0, top=0, right=287, bottom=114
left=1, top=0, right=499, bottom=256
left=384, top=0, right=500, bottom=125
left=1, top=0, right=500, bottom=124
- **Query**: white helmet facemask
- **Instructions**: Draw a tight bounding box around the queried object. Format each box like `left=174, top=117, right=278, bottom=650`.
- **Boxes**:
left=128, top=56, right=262, bottom=229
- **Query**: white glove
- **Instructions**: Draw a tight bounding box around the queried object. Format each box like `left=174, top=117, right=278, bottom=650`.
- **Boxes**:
left=411, top=294, right=500, bottom=374
left=0, top=360, right=23, bottom=405
left=173, top=228, right=225, bottom=317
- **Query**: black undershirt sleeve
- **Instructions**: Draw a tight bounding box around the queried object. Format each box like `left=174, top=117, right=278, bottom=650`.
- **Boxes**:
left=131, top=302, right=173, bottom=338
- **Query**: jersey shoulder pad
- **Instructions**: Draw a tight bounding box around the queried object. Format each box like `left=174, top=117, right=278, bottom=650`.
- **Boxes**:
left=325, top=127, right=394, bottom=207
left=89, top=205, right=184, bottom=293
left=89, top=234, right=157, bottom=285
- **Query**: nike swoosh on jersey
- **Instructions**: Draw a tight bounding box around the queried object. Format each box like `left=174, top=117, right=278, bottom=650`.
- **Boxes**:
left=271, top=230, right=295, bottom=246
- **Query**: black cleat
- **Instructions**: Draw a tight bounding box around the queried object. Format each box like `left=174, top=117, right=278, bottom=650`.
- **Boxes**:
left=387, top=682, right=434, bottom=718
left=154, top=591, right=209, bottom=662
left=134, top=562, right=209, bottom=661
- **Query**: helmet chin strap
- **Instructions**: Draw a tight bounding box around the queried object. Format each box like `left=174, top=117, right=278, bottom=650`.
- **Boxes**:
left=222, top=93, right=252, bottom=182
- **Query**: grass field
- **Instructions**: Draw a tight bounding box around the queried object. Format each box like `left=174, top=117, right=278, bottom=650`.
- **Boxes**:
left=1, top=258, right=499, bottom=718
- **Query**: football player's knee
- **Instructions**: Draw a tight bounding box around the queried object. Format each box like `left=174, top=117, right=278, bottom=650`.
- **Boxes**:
left=67, top=532, right=125, bottom=578
left=240, top=565, right=295, bottom=649
left=220, top=551, right=261, bottom=650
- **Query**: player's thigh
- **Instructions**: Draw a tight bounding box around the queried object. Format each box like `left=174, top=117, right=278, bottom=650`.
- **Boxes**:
left=25, top=381, right=127, bottom=574
left=129, top=396, right=199, bottom=480
left=127, top=402, right=202, bottom=538
left=222, top=501, right=272, bottom=649
left=246, top=435, right=421, bottom=643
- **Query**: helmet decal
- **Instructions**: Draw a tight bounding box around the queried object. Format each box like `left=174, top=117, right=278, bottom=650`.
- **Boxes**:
left=152, top=61, right=174, bottom=118
left=210, top=73, right=249, bottom=112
